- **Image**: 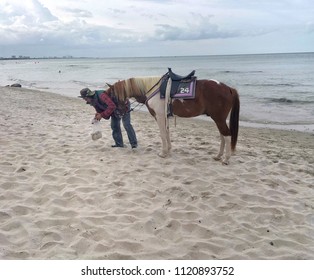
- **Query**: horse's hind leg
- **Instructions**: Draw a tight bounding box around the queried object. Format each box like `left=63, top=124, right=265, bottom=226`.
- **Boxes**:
left=214, top=134, right=225, bottom=161
left=222, top=136, right=231, bottom=165
left=214, top=121, right=232, bottom=165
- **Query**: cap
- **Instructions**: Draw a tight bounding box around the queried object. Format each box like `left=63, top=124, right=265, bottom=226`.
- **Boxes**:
left=78, top=88, right=95, bottom=98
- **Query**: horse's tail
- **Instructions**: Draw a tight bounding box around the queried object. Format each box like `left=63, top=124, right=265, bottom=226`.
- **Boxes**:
left=229, top=88, right=240, bottom=151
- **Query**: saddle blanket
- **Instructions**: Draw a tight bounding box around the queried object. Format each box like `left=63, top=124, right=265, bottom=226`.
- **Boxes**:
left=160, top=76, right=197, bottom=99
left=172, top=77, right=196, bottom=99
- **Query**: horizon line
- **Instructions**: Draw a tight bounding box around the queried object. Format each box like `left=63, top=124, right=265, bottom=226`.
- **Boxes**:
left=1, top=51, right=313, bottom=60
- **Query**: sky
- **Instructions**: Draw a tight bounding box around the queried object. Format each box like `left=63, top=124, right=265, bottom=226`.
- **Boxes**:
left=0, top=0, right=313, bottom=58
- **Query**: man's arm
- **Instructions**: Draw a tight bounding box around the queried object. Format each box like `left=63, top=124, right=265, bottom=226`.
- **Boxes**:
left=98, top=92, right=116, bottom=119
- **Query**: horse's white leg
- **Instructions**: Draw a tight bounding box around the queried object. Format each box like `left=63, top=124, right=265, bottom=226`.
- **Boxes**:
left=166, top=132, right=171, bottom=151
left=156, top=116, right=169, bottom=157
left=222, top=136, right=231, bottom=165
left=165, top=79, right=172, bottom=152
left=147, top=95, right=170, bottom=157
left=166, top=117, right=171, bottom=151
left=214, top=134, right=225, bottom=161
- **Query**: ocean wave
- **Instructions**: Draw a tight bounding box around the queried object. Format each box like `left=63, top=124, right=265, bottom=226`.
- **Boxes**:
left=71, top=80, right=87, bottom=85
left=242, top=82, right=300, bottom=87
left=218, top=70, right=263, bottom=74
left=66, top=65, right=90, bottom=69
left=269, top=97, right=294, bottom=103
left=265, top=97, right=314, bottom=104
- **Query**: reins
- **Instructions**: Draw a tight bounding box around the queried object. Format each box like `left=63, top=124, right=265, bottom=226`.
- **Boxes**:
left=128, top=100, right=144, bottom=113
left=127, top=73, right=169, bottom=114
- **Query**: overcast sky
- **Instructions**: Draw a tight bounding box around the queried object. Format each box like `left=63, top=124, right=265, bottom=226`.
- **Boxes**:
left=0, top=0, right=313, bottom=57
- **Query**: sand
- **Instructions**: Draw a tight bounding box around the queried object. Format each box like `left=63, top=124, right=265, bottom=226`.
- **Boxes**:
left=0, top=86, right=313, bottom=260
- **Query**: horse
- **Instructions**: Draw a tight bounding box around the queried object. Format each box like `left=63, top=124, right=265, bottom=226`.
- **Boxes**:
left=105, top=72, right=240, bottom=165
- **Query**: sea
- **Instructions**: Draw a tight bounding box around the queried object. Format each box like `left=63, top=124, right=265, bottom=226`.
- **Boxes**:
left=1, top=53, right=314, bottom=133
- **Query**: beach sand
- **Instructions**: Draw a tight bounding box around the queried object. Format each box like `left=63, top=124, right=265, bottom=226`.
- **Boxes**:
left=0, top=86, right=313, bottom=260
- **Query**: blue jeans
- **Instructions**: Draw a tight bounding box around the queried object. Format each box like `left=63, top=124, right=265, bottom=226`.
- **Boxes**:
left=110, top=102, right=137, bottom=147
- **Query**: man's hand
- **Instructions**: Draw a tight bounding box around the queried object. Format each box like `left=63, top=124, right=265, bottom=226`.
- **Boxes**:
left=95, top=113, right=102, bottom=120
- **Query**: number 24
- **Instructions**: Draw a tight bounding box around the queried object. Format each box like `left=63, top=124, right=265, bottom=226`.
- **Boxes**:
left=180, top=88, right=189, bottom=94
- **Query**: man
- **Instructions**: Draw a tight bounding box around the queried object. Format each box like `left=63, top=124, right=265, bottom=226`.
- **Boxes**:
left=79, top=88, right=138, bottom=148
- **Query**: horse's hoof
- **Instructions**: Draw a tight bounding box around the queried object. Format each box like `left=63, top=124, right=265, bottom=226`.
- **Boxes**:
left=213, top=156, right=221, bottom=161
left=222, top=160, right=229, bottom=165
left=158, top=152, right=168, bottom=158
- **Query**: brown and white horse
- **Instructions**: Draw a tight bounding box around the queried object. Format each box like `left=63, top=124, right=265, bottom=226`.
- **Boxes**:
left=106, top=76, right=240, bottom=164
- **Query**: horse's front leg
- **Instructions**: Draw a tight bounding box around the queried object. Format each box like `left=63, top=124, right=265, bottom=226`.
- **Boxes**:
left=166, top=116, right=171, bottom=151
left=147, top=95, right=171, bottom=157
left=166, top=130, right=171, bottom=152
left=156, top=116, right=170, bottom=158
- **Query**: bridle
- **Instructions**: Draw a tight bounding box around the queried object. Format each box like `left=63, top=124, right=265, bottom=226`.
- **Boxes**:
left=108, top=73, right=168, bottom=114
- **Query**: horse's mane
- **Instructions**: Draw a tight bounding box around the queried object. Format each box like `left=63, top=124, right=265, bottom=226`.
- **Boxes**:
left=113, top=76, right=161, bottom=101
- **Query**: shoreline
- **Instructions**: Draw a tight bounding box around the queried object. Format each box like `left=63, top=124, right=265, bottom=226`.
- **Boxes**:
left=1, top=52, right=313, bottom=134
left=0, top=86, right=313, bottom=260
left=8, top=85, right=314, bottom=134
left=239, top=121, right=314, bottom=134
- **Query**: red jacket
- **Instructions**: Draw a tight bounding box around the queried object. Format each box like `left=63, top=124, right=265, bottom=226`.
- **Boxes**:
left=93, top=90, right=116, bottom=119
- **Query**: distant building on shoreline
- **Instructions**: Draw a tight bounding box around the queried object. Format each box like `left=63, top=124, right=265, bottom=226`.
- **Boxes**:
left=0, top=55, right=73, bottom=60
left=0, top=55, right=30, bottom=60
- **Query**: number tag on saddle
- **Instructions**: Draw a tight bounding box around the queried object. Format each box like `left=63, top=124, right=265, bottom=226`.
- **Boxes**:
left=173, top=77, right=197, bottom=99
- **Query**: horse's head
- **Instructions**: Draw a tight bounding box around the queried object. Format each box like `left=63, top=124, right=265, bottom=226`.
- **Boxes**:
left=105, top=82, right=114, bottom=96
left=105, top=80, right=148, bottom=104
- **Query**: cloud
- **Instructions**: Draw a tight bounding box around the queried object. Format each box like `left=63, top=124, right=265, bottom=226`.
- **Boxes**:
left=0, top=1, right=125, bottom=47
left=0, top=0, right=58, bottom=44
left=0, top=0, right=57, bottom=25
left=0, top=0, right=153, bottom=48
left=0, top=0, right=313, bottom=57
left=62, top=8, right=93, bottom=18
left=154, top=15, right=239, bottom=41
left=108, top=8, right=126, bottom=15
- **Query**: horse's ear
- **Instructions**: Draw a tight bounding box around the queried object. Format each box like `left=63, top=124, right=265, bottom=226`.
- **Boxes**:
left=106, top=83, right=114, bottom=89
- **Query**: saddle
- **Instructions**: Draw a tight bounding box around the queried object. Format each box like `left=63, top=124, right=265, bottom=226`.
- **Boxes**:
left=160, top=68, right=196, bottom=99
left=168, top=68, right=195, bottom=81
